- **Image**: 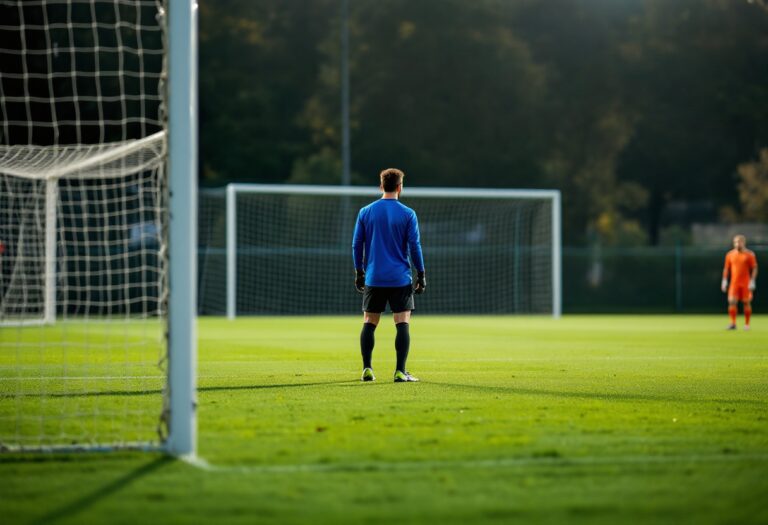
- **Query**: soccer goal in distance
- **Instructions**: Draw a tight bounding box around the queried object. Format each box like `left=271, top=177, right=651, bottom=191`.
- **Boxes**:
left=0, top=1, right=197, bottom=456
left=197, top=184, right=561, bottom=318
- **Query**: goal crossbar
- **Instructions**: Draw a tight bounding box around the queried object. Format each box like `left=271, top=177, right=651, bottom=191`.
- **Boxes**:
left=227, top=183, right=560, bottom=200
left=0, top=131, right=166, bottom=181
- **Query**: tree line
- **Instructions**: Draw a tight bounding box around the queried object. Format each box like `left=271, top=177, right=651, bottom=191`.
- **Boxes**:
left=199, top=0, right=768, bottom=244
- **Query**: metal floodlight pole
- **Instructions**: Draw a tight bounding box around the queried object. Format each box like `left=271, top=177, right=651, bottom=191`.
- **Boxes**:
left=340, top=0, right=351, bottom=186
left=166, top=0, right=198, bottom=458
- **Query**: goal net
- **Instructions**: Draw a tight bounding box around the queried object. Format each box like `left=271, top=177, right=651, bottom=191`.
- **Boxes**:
left=0, top=0, right=181, bottom=452
left=198, top=184, right=561, bottom=318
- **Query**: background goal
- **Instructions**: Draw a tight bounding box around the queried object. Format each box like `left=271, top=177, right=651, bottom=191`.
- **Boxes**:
left=198, top=184, right=561, bottom=318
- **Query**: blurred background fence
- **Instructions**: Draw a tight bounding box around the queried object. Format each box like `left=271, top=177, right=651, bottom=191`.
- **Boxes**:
left=563, top=246, right=766, bottom=313
left=197, top=244, right=764, bottom=315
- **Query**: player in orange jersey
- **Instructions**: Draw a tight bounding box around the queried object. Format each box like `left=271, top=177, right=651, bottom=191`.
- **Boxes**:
left=721, top=234, right=758, bottom=330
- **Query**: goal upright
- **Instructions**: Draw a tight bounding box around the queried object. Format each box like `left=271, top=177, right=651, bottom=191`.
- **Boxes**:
left=0, top=0, right=197, bottom=456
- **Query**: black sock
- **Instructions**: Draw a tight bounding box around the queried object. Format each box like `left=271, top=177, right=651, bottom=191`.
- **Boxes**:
left=360, top=323, right=376, bottom=369
left=395, top=322, right=410, bottom=372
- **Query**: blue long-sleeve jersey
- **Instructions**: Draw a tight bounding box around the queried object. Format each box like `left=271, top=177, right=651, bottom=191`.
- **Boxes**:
left=352, top=198, right=425, bottom=287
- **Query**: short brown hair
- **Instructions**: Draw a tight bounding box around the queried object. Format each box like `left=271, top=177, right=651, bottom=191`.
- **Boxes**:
left=380, top=168, right=404, bottom=192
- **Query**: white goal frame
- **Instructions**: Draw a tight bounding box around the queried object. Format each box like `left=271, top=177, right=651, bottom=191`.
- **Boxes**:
left=0, top=0, right=197, bottom=458
left=166, top=0, right=198, bottom=458
left=224, top=183, right=561, bottom=319
left=0, top=131, right=166, bottom=328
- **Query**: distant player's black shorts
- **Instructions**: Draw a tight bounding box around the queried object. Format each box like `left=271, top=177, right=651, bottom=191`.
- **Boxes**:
left=362, top=285, right=415, bottom=313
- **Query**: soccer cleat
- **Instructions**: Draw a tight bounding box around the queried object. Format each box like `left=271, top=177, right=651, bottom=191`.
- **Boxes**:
left=744, top=325, right=750, bottom=331
left=361, top=368, right=376, bottom=382
left=726, top=324, right=737, bottom=331
left=394, top=370, right=419, bottom=383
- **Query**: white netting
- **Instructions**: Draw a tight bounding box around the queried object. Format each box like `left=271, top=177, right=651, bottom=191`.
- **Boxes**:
left=0, top=0, right=168, bottom=451
left=0, top=131, right=165, bottom=180
left=198, top=186, right=556, bottom=316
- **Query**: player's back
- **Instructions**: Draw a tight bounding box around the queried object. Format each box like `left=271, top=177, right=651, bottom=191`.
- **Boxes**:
left=362, top=199, right=413, bottom=240
left=354, top=199, right=418, bottom=286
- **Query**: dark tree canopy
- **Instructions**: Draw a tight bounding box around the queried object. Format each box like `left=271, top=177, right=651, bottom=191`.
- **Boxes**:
left=198, top=0, right=768, bottom=244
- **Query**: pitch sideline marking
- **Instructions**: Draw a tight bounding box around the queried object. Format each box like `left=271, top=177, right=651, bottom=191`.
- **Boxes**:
left=184, top=453, right=768, bottom=475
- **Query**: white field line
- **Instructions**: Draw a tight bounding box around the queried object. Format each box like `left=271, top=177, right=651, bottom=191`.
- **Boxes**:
left=185, top=453, right=768, bottom=475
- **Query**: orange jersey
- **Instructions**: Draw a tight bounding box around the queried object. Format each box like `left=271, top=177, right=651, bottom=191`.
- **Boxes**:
left=723, top=249, right=757, bottom=286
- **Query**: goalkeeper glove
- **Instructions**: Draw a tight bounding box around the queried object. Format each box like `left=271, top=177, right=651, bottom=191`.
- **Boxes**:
left=749, top=279, right=756, bottom=292
left=414, top=271, right=426, bottom=295
left=355, top=269, right=366, bottom=293
left=721, top=279, right=728, bottom=293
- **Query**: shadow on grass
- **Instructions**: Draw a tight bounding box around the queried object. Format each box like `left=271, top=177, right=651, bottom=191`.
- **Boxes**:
left=200, top=379, right=359, bottom=392
left=426, top=381, right=766, bottom=406
left=2, top=378, right=762, bottom=407
left=1, top=379, right=359, bottom=399
left=33, top=455, right=172, bottom=525
left=0, top=452, right=156, bottom=465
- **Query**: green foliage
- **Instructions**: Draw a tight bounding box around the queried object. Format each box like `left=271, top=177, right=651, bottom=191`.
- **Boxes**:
left=737, top=148, right=768, bottom=221
left=288, top=147, right=344, bottom=185
left=613, top=0, right=768, bottom=242
left=658, top=224, right=693, bottom=246
left=198, top=0, right=337, bottom=185
left=2, top=316, right=767, bottom=524
left=199, top=1, right=768, bottom=242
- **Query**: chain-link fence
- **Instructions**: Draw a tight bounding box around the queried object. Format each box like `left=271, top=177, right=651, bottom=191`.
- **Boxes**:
left=564, top=246, right=766, bottom=313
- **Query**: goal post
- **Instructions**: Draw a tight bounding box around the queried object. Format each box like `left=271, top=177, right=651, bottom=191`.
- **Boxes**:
left=166, top=0, right=198, bottom=458
left=198, top=183, right=561, bottom=319
left=0, top=0, right=197, bottom=456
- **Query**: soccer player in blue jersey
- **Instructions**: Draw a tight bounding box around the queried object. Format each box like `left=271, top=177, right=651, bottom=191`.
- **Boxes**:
left=352, top=168, right=426, bottom=383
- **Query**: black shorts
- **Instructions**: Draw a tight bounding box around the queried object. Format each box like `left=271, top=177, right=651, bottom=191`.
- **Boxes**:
left=362, top=285, right=415, bottom=313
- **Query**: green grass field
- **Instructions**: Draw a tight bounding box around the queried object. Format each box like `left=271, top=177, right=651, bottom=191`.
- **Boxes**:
left=2, top=315, right=767, bottom=524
